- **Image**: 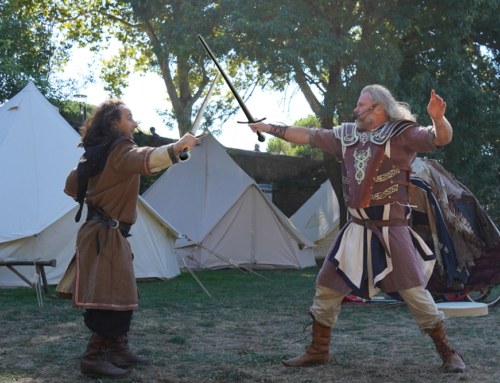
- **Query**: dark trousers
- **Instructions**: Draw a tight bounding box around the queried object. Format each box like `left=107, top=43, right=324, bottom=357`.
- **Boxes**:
left=83, top=309, right=133, bottom=339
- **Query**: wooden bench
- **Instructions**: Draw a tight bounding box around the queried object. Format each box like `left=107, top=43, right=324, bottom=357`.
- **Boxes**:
left=0, top=258, right=57, bottom=294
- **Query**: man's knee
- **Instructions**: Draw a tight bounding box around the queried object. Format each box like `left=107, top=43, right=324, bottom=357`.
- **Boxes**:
left=398, top=286, right=444, bottom=332
left=310, top=285, right=345, bottom=328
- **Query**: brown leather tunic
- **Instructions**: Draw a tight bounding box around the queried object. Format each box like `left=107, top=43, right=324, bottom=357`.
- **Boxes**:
left=311, top=121, right=442, bottom=295
left=63, top=140, right=155, bottom=310
left=336, top=121, right=419, bottom=208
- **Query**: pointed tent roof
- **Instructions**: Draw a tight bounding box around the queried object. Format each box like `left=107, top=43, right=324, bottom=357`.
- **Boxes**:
left=144, top=133, right=312, bottom=247
left=0, top=82, right=181, bottom=285
left=143, top=133, right=255, bottom=243
left=291, top=179, right=340, bottom=243
left=0, top=82, right=82, bottom=242
left=143, top=133, right=315, bottom=268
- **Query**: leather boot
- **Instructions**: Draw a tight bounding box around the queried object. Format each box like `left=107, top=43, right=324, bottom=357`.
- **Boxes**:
left=107, top=333, right=151, bottom=367
left=282, top=313, right=331, bottom=367
left=80, top=333, right=130, bottom=379
left=426, top=321, right=466, bottom=373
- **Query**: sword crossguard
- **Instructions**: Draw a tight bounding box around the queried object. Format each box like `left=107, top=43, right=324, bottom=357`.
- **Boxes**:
left=236, top=117, right=267, bottom=124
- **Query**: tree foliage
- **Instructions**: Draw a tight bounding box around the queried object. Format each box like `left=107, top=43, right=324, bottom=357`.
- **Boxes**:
left=9, top=0, right=500, bottom=222
left=42, top=0, right=264, bottom=136
left=221, top=0, right=500, bottom=223
left=0, top=0, right=70, bottom=103
left=266, top=114, right=323, bottom=159
left=49, top=99, right=96, bottom=128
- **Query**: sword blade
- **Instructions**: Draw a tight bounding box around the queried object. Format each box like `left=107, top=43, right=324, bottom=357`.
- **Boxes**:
left=190, top=72, right=219, bottom=136
left=198, top=35, right=256, bottom=123
left=179, top=73, right=220, bottom=162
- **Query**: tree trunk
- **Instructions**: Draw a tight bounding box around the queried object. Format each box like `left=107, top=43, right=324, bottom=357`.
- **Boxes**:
left=323, top=153, right=346, bottom=227
left=176, top=106, right=194, bottom=136
left=152, top=33, right=207, bottom=137
left=320, top=122, right=347, bottom=228
left=321, top=61, right=348, bottom=228
left=295, top=62, right=348, bottom=227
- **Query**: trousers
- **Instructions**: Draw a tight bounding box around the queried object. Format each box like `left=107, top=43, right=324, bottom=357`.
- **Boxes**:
left=310, top=284, right=444, bottom=333
left=83, top=309, right=134, bottom=339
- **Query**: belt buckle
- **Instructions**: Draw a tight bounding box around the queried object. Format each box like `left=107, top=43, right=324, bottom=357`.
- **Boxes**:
left=110, top=219, right=119, bottom=229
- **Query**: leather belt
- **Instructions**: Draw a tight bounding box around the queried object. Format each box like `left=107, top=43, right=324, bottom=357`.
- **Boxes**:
left=86, top=206, right=132, bottom=255
left=350, top=216, right=408, bottom=258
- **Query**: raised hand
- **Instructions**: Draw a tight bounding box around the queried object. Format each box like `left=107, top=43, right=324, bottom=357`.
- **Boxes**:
left=427, top=90, right=447, bottom=121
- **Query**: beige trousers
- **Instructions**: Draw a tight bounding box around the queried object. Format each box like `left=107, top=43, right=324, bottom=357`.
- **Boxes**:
left=310, top=284, right=445, bottom=333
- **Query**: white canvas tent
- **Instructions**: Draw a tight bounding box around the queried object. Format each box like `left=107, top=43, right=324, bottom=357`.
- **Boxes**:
left=143, top=133, right=316, bottom=269
left=291, top=180, right=340, bottom=259
left=0, top=82, right=180, bottom=287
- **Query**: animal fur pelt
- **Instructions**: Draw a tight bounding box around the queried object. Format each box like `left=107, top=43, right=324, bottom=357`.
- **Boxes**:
left=425, top=161, right=477, bottom=238
left=411, top=158, right=500, bottom=294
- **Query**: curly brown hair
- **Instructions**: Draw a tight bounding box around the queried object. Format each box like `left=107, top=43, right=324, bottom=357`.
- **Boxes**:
left=78, top=99, right=126, bottom=147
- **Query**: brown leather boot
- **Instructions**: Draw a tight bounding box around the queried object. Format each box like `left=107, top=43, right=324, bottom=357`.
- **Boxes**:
left=80, top=333, right=131, bottom=379
left=426, top=321, right=466, bottom=373
left=282, top=313, right=331, bottom=367
left=107, top=333, right=151, bottom=367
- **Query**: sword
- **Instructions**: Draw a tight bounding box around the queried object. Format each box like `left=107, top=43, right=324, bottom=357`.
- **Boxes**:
left=179, top=72, right=220, bottom=162
left=197, top=35, right=266, bottom=143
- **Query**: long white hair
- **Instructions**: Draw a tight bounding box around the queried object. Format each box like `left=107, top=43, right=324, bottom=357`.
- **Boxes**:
left=361, top=85, right=417, bottom=122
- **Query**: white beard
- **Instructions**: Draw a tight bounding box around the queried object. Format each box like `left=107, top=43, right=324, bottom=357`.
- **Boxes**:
left=356, top=115, right=376, bottom=130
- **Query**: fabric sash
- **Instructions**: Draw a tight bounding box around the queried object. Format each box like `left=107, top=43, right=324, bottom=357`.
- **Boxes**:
left=350, top=216, right=408, bottom=258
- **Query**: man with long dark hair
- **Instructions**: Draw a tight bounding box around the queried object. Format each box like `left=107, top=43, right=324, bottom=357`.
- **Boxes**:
left=249, top=85, right=466, bottom=373
left=57, top=99, right=197, bottom=379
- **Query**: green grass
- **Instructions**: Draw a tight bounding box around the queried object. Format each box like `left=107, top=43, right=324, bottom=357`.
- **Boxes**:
left=137, top=268, right=318, bottom=308
left=1, top=267, right=500, bottom=382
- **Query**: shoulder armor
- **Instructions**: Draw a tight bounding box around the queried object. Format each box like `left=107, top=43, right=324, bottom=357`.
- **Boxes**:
left=339, top=120, right=420, bottom=146
left=333, top=126, right=342, bottom=139
left=340, top=123, right=357, bottom=146
left=371, top=120, right=420, bottom=145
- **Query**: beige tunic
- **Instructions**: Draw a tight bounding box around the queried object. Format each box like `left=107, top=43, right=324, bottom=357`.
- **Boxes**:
left=63, top=140, right=155, bottom=311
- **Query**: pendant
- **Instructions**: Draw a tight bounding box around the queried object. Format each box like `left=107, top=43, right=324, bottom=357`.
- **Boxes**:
left=354, top=147, right=371, bottom=185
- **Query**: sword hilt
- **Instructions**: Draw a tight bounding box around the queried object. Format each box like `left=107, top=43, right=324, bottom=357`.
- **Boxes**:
left=256, top=131, right=265, bottom=142
left=237, top=117, right=266, bottom=142
left=179, top=147, right=191, bottom=162
left=178, top=131, right=209, bottom=162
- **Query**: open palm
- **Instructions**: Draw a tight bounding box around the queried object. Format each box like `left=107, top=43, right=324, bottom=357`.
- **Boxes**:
left=427, top=90, right=447, bottom=120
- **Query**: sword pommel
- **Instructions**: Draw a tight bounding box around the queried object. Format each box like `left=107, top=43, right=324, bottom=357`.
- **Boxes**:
left=257, top=129, right=265, bottom=142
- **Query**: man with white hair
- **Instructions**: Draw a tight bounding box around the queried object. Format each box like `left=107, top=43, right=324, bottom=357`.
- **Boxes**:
left=249, top=85, right=466, bottom=373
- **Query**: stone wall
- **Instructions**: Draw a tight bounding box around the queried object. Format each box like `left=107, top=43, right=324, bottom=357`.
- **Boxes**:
left=227, top=148, right=327, bottom=217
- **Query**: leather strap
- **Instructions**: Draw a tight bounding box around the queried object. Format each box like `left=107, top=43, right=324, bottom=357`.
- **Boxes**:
left=86, top=206, right=132, bottom=255
left=350, top=216, right=408, bottom=258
